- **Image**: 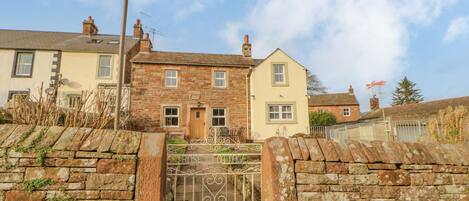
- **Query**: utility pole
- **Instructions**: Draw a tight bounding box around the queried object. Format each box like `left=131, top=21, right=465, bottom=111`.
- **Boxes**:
left=114, top=0, right=129, bottom=130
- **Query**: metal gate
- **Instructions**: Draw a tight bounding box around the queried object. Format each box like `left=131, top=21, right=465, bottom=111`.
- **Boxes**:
left=166, top=143, right=262, bottom=201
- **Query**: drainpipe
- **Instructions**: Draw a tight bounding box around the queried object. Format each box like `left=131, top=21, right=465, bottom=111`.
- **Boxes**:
left=246, top=67, right=253, bottom=141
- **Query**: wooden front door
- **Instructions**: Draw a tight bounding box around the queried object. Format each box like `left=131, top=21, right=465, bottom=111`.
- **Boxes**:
left=189, top=108, right=205, bottom=139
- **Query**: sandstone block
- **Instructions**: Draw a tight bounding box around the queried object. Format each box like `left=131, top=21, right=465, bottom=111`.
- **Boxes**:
left=378, top=170, right=411, bottom=186
left=24, top=167, right=69, bottom=182
left=360, top=186, right=399, bottom=199
left=367, top=163, right=397, bottom=170
left=100, top=190, right=134, bottom=199
left=325, top=162, right=348, bottom=174
left=54, top=159, right=97, bottom=167
left=97, top=159, right=136, bottom=174
left=110, top=131, right=141, bottom=154
left=288, top=138, right=302, bottom=160
left=348, top=163, right=368, bottom=174
left=296, top=173, right=338, bottom=185
left=433, top=165, right=468, bottom=173
left=5, top=190, right=45, bottom=201
left=296, top=184, right=329, bottom=192
left=294, top=161, right=325, bottom=174
left=0, top=173, right=23, bottom=183
left=75, top=151, right=113, bottom=159
left=85, top=174, right=135, bottom=190
left=397, top=186, right=439, bottom=200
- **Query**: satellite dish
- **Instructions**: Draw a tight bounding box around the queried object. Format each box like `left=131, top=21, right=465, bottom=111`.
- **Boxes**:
left=60, top=78, right=70, bottom=86
left=45, top=87, right=55, bottom=95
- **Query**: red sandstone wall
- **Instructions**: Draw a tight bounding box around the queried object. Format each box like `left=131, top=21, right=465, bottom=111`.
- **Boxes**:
left=263, top=137, right=469, bottom=201
left=0, top=124, right=166, bottom=201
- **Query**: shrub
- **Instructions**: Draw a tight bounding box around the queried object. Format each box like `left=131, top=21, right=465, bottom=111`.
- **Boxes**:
left=428, top=106, right=468, bottom=143
left=309, top=111, right=337, bottom=126
left=0, top=108, right=12, bottom=124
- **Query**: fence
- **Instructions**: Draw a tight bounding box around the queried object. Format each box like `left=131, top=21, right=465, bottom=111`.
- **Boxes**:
left=310, top=119, right=434, bottom=144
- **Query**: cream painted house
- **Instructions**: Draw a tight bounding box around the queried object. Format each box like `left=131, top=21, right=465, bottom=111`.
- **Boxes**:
left=250, top=48, right=309, bottom=139
left=0, top=49, right=58, bottom=106
left=0, top=17, right=145, bottom=111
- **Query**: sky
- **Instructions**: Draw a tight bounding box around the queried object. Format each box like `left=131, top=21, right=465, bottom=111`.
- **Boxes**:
left=1, top=0, right=468, bottom=112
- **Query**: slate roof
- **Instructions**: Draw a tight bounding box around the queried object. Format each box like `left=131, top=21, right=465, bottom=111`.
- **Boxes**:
left=309, top=93, right=359, bottom=106
left=131, top=51, right=263, bottom=67
left=0, top=29, right=140, bottom=53
left=361, top=96, right=469, bottom=120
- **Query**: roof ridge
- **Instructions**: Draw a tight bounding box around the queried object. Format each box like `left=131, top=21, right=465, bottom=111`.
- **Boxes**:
left=0, top=29, right=134, bottom=37
left=153, top=50, right=251, bottom=58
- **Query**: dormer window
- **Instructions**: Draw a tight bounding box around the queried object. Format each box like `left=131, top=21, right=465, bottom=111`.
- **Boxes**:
left=89, top=39, right=103, bottom=44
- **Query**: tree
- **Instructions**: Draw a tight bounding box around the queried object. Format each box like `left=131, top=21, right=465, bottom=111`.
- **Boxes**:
left=309, top=111, right=337, bottom=126
left=392, top=76, right=423, bottom=106
left=307, top=71, right=326, bottom=95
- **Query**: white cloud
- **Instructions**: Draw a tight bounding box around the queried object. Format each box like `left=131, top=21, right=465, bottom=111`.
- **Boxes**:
left=174, top=1, right=205, bottom=21
left=220, top=0, right=456, bottom=109
left=444, top=16, right=469, bottom=43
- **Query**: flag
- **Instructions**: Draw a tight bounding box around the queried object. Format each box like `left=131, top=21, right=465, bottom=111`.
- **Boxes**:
left=366, top=80, right=386, bottom=89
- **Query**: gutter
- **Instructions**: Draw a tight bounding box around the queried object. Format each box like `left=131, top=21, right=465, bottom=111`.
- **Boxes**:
left=246, top=66, right=253, bottom=141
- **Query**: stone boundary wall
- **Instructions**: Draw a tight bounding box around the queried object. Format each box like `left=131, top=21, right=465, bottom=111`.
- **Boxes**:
left=262, top=137, right=469, bottom=201
left=0, top=124, right=166, bottom=201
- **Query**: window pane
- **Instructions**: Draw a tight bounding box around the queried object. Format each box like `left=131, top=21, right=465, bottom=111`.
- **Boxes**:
left=99, top=56, right=111, bottom=67
left=98, top=56, right=112, bottom=77
left=215, top=80, right=225, bottom=87
left=275, top=74, right=284, bottom=82
left=274, top=64, right=284, bottom=73
left=269, top=106, right=279, bottom=112
left=166, top=70, right=176, bottom=77
left=215, top=71, right=225, bottom=78
left=282, top=106, right=291, bottom=112
left=16, top=53, right=33, bottom=76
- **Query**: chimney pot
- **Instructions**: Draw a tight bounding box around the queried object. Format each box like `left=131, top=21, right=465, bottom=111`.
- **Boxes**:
left=82, top=16, right=98, bottom=36
left=133, top=19, right=144, bottom=39
left=370, top=95, right=380, bottom=111
left=140, top=33, right=152, bottom=53
left=242, top=34, right=252, bottom=57
left=348, top=85, right=354, bottom=95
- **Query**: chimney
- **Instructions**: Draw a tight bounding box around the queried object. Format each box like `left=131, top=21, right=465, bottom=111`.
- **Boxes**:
left=140, top=33, right=152, bottom=53
left=242, top=34, right=252, bottom=57
left=348, top=85, right=354, bottom=95
left=82, top=16, right=99, bottom=36
left=370, top=95, right=380, bottom=111
left=133, top=19, right=143, bottom=39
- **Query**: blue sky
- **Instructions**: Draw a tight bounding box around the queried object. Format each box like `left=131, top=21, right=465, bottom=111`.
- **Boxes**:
left=1, top=0, right=468, bottom=111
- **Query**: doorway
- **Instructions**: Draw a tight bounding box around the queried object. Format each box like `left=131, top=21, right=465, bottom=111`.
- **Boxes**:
left=189, top=108, right=205, bottom=140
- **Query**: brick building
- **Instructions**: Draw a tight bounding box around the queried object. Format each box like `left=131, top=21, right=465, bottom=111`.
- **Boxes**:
left=130, top=37, right=259, bottom=139
left=308, top=86, right=360, bottom=123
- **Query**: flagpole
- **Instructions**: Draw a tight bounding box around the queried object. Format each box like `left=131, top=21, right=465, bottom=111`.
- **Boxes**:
left=114, top=0, right=129, bottom=130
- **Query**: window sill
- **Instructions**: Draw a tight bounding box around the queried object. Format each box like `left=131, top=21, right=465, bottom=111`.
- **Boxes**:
left=271, top=83, right=289, bottom=87
left=266, top=120, right=297, bottom=125
left=11, top=75, right=32, bottom=78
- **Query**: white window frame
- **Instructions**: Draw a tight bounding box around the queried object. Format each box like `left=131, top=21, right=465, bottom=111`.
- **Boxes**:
left=13, top=52, right=34, bottom=77
left=212, top=108, right=227, bottom=127
left=163, top=106, right=179, bottom=127
left=273, top=64, right=286, bottom=85
left=165, top=70, right=178, bottom=88
left=97, top=55, right=112, bottom=78
left=213, top=71, right=227, bottom=88
left=268, top=104, right=294, bottom=121
left=343, top=107, right=351, bottom=117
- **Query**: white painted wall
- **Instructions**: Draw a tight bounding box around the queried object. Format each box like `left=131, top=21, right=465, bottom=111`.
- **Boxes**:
left=0, top=49, right=55, bottom=106
left=250, top=49, right=310, bottom=140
